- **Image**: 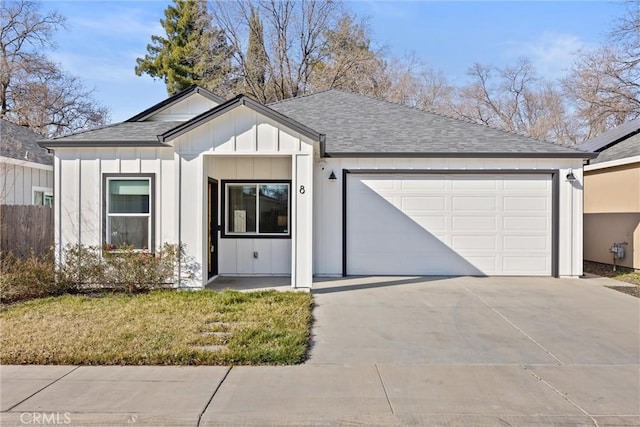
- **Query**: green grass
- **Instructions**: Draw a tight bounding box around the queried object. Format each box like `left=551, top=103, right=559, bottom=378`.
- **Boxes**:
left=0, top=289, right=313, bottom=365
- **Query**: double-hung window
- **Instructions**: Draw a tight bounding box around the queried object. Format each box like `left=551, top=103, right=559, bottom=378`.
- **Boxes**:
left=223, top=181, right=290, bottom=237
left=105, top=175, right=153, bottom=249
left=33, top=187, right=53, bottom=206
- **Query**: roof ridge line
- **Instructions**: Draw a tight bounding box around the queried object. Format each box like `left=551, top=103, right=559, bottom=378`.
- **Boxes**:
left=266, top=88, right=338, bottom=106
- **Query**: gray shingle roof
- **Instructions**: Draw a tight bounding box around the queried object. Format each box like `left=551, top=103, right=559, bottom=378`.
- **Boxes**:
left=269, top=90, right=592, bottom=157
left=44, top=121, right=182, bottom=146
left=0, top=119, right=53, bottom=166
left=578, top=118, right=640, bottom=153
left=592, top=132, right=640, bottom=164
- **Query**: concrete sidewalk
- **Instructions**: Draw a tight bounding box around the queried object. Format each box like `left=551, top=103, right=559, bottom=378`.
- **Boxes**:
left=2, top=363, right=639, bottom=426
left=2, top=276, right=639, bottom=426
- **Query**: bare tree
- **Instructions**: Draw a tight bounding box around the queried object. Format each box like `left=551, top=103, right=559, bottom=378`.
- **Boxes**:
left=452, top=60, right=576, bottom=144
left=381, top=53, right=454, bottom=115
left=564, top=1, right=640, bottom=139
left=210, top=1, right=390, bottom=102
left=1, top=0, right=108, bottom=137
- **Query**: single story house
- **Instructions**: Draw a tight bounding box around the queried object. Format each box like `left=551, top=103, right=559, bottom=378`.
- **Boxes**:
left=40, top=86, right=595, bottom=288
left=1, top=119, right=54, bottom=205
left=580, top=120, right=640, bottom=270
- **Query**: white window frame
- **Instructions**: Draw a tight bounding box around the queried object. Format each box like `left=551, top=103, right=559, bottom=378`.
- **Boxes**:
left=32, top=186, right=53, bottom=206
left=223, top=181, right=291, bottom=238
left=104, top=176, right=153, bottom=250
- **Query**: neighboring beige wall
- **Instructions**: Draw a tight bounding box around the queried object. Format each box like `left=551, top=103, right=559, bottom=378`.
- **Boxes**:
left=584, top=213, right=640, bottom=269
left=584, top=161, right=640, bottom=269
left=584, top=163, right=640, bottom=213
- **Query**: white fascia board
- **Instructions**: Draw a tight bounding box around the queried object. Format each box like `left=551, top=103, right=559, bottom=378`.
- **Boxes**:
left=584, top=156, right=640, bottom=172
left=0, top=156, right=54, bottom=171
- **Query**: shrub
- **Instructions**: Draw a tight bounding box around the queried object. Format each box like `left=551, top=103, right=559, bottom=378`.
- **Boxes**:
left=58, top=243, right=179, bottom=292
left=101, top=243, right=179, bottom=292
left=57, top=244, right=105, bottom=288
left=1, top=243, right=180, bottom=304
left=0, top=250, right=61, bottom=304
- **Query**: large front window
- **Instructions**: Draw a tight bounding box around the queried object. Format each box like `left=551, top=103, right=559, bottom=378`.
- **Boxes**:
left=224, top=181, right=290, bottom=237
left=105, top=176, right=152, bottom=249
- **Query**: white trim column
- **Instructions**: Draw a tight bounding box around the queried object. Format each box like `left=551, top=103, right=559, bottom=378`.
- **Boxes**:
left=292, top=153, right=313, bottom=288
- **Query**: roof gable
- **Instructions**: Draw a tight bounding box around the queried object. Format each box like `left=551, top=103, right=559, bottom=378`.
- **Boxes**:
left=159, top=94, right=323, bottom=143
left=126, top=85, right=225, bottom=122
left=0, top=119, right=53, bottom=166
left=269, top=90, right=595, bottom=158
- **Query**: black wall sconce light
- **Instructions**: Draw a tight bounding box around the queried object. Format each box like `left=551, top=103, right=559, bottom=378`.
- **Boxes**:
left=328, top=170, right=337, bottom=182
left=566, top=169, right=576, bottom=182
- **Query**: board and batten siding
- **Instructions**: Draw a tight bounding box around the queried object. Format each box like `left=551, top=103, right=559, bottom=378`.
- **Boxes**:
left=208, top=157, right=292, bottom=275
left=0, top=159, right=53, bottom=205
left=313, top=157, right=585, bottom=278
left=147, top=95, right=219, bottom=122
left=54, top=147, right=176, bottom=261
left=171, top=105, right=314, bottom=287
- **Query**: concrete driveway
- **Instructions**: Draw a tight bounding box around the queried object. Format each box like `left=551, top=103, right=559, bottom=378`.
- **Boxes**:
left=2, top=276, right=638, bottom=426
left=309, top=275, right=639, bottom=365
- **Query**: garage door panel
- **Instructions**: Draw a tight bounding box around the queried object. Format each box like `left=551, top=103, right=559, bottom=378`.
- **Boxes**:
left=503, top=177, right=549, bottom=190
left=503, top=235, right=549, bottom=250
left=452, top=179, right=498, bottom=190
left=401, top=196, right=446, bottom=211
left=462, top=256, right=498, bottom=273
left=347, top=173, right=553, bottom=276
left=503, top=256, right=550, bottom=274
left=452, top=196, right=496, bottom=211
left=402, top=179, right=445, bottom=190
left=348, top=251, right=484, bottom=276
left=412, top=216, right=447, bottom=231
left=503, top=217, right=549, bottom=232
left=452, top=216, right=496, bottom=232
left=451, top=235, right=497, bottom=250
left=504, top=196, right=549, bottom=211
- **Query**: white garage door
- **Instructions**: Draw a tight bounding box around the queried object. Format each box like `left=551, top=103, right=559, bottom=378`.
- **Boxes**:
left=346, top=174, right=553, bottom=276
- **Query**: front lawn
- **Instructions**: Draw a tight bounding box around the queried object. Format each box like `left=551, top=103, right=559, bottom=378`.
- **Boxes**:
left=0, top=290, right=313, bottom=365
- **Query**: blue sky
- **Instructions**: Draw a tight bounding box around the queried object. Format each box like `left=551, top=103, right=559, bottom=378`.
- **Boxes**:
left=42, top=1, right=623, bottom=123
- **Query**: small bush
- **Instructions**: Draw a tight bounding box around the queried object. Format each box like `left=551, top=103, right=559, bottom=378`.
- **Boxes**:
left=1, top=243, right=180, bottom=304
left=102, top=244, right=179, bottom=292
left=56, top=244, right=105, bottom=288
left=0, top=251, right=62, bottom=304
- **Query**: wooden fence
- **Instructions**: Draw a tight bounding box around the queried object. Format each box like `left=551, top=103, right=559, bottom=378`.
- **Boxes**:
left=0, top=205, right=54, bottom=258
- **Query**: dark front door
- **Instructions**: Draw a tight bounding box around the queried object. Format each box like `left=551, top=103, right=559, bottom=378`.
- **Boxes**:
left=208, top=179, right=219, bottom=278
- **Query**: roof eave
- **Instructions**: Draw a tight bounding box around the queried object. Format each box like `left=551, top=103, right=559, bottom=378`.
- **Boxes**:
left=323, top=151, right=599, bottom=159
left=38, top=140, right=171, bottom=149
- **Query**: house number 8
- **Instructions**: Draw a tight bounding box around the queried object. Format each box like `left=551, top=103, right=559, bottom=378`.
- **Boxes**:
left=299, top=185, right=305, bottom=194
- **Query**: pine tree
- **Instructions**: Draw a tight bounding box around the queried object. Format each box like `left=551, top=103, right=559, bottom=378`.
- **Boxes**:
left=135, top=0, right=233, bottom=96
left=244, top=6, right=268, bottom=101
